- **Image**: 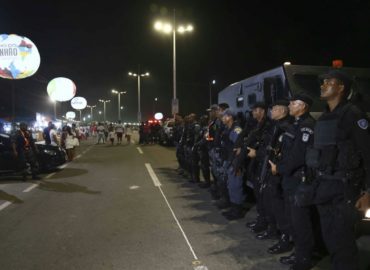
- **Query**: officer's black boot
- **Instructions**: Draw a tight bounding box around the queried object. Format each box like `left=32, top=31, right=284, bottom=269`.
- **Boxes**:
left=289, top=258, right=312, bottom=270
left=249, top=217, right=268, bottom=234
left=223, top=204, right=244, bottom=220
left=268, top=234, right=294, bottom=254
left=215, top=182, right=230, bottom=209
left=245, top=220, right=257, bottom=229
left=256, top=224, right=279, bottom=240
left=279, top=252, right=296, bottom=265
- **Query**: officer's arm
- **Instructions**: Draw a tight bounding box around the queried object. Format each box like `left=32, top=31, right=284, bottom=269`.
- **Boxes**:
left=352, top=115, right=370, bottom=191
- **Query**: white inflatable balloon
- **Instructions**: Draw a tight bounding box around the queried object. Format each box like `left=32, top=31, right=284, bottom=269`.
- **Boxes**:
left=66, top=111, right=76, bottom=119
left=71, top=96, right=87, bottom=110
left=0, top=34, right=41, bottom=79
left=154, top=112, right=163, bottom=120
left=47, top=77, right=76, bottom=102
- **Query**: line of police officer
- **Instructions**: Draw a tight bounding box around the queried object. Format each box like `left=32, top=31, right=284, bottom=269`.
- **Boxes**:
left=174, top=69, right=370, bottom=270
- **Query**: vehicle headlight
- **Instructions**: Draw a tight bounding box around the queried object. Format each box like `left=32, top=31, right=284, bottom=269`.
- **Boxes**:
left=365, top=209, right=370, bottom=219
left=43, top=149, right=57, bottom=156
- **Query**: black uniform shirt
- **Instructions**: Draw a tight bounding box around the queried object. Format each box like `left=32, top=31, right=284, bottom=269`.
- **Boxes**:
left=277, top=112, right=315, bottom=192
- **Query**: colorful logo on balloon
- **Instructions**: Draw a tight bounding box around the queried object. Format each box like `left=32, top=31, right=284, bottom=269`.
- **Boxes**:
left=47, top=77, right=76, bottom=102
left=0, top=34, right=41, bottom=79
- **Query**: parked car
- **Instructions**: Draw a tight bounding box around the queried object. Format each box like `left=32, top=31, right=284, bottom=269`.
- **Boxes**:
left=159, top=119, right=174, bottom=146
left=0, top=133, right=67, bottom=176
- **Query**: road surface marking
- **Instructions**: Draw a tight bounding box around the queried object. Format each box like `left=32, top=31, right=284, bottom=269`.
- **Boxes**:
left=145, top=163, right=161, bottom=187
left=75, top=154, right=82, bottom=159
left=59, top=163, right=68, bottom=169
left=129, top=185, right=140, bottom=190
left=45, top=172, right=56, bottom=179
left=0, top=202, right=12, bottom=211
left=144, top=163, right=202, bottom=263
left=137, top=147, right=143, bottom=154
left=23, top=184, right=39, bottom=193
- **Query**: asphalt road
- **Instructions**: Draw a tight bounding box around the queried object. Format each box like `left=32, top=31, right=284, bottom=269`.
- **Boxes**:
left=0, top=135, right=369, bottom=270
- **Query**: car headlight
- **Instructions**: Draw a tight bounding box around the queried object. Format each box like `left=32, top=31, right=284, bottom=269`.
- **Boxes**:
left=43, top=149, right=57, bottom=156
left=365, top=209, right=370, bottom=219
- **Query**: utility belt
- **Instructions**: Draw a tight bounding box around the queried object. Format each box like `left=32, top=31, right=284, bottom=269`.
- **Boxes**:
left=316, top=169, right=364, bottom=185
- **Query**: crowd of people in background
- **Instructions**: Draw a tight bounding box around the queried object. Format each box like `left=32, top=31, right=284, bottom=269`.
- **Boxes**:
left=171, top=69, right=370, bottom=270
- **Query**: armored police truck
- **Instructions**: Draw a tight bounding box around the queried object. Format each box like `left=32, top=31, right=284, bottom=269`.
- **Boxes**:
left=218, top=64, right=370, bottom=118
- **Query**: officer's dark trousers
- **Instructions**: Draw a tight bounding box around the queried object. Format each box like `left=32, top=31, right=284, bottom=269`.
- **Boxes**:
left=191, top=149, right=200, bottom=182
left=17, top=149, right=39, bottom=176
left=252, top=177, right=267, bottom=225
left=264, top=176, right=290, bottom=234
left=317, top=199, right=359, bottom=270
left=199, top=147, right=210, bottom=182
left=288, top=195, right=314, bottom=263
left=227, top=166, right=244, bottom=205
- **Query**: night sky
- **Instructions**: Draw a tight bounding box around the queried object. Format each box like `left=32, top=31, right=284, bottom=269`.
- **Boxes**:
left=1, top=0, right=370, bottom=122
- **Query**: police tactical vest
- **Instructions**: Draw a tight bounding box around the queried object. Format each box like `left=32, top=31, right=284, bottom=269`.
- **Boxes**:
left=312, top=103, right=361, bottom=174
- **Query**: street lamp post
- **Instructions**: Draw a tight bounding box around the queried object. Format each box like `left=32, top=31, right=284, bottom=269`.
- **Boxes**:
left=98, top=99, right=110, bottom=122
left=153, top=97, right=158, bottom=114
left=87, top=105, right=96, bottom=121
left=111, top=89, right=127, bottom=121
left=154, top=14, right=193, bottom=116
left=209, top=80, right=216, bottom=107
left=128, top=71, right=150, bottom=122
left=50, top=98, right=57, bottom=120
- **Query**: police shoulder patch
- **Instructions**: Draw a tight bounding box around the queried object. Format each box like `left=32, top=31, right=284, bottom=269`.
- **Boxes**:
left=302, top=133, right=310, bottom=142
left=357, top=119, right=369, bottom=130
left=300, top=127, right=313, bottom=134
left=234, top=127, right=242, bottom=134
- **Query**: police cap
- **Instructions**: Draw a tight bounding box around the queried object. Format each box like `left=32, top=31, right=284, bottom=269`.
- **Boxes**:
left=290, top=93, right=313, bottom=107
left=251, top=102, right=267, bottom=110
left=271, top=99, right=289, bottom=107
left=222, top=109, right=236, bottom=118
left=319, top=69, right=352, bottom=90
left=206, top=104, right=219, bottom=112
left=218, top=103, right=230, bottom=110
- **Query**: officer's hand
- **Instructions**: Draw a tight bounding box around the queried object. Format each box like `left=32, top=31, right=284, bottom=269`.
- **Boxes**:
left=269, top=160, right=277, bottom=175
left=247, top=147, right=256, bottom=158
left=355, top=192, right=370, bottom=213
left=233, top=148, right=241, bottom=156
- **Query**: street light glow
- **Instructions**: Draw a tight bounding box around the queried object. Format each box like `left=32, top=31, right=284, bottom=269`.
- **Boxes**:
left=212, top=80, right=216, bottom=84
left=178, top=26, right=185, bottom=33
left=187, top=25, right=194, bottom=32
left=163, top=23, right=173, bottom=33
left=154, top=21, right=163, bottom=31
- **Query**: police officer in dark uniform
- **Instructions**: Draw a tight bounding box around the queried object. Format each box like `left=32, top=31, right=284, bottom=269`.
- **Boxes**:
left=269, top=94, right=316, bottom=270
left=256, top=100, right=294, bottom=254
left=195, top=114, right=211, bottom=188
left=11, top=122, right=40, bottom=181
left=244, top=102, right=272, bottom=233
left=310, top=69, right=370, bottom=270
left=220, top=109, right=245, bottom=220
left=211, top=103, right=231, bottom=206
left=186, top=114, right=201, bottom=183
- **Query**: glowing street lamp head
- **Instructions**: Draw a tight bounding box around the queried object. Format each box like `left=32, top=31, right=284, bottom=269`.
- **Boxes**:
left=128, top=72, right=132, bottom=76
left=163, top=23, right=173, bottom=34
left=187, top=25, right=194, bottom=32
left=154, top=21, right=163, bottom=31
left=212, top=80, right=216, bottom=84
left=178, top=26, right=185, bottom=33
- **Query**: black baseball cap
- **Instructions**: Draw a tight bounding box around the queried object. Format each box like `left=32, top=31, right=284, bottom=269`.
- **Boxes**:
left=251, top=102, right=267, bottom=110
left=271, top=99, right=289, bottom=107
left=206, top=104, right=219, bottom=112
left=319, top=69, right=352, bottom=90
left=290, top=93, right=313, bottom=107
